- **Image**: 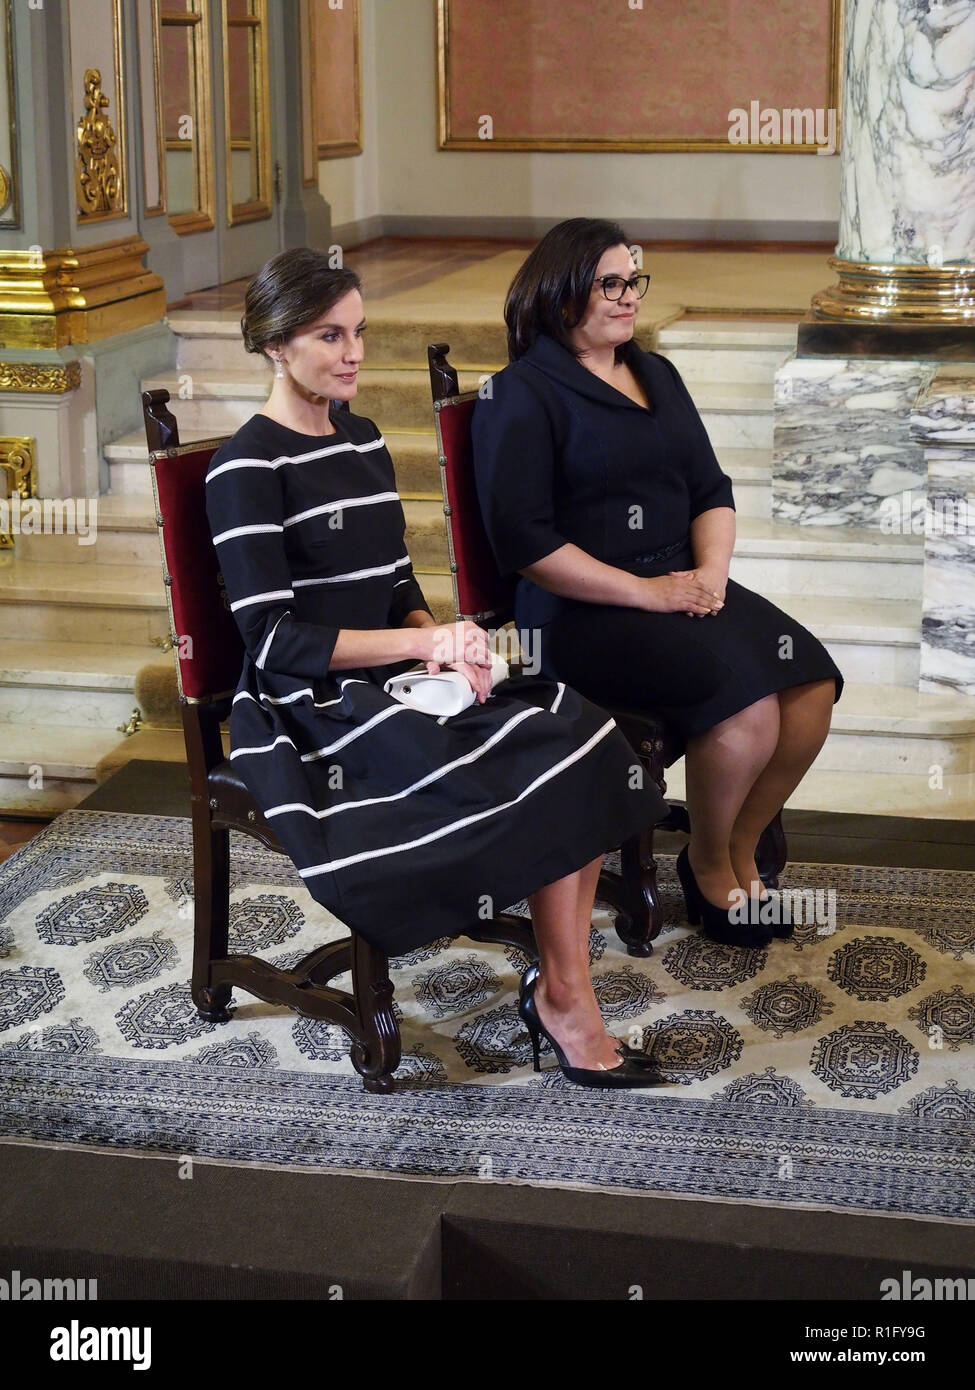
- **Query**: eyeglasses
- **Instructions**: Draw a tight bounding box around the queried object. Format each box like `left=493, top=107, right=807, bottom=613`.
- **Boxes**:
left=593, top=273, right=651, bottom=302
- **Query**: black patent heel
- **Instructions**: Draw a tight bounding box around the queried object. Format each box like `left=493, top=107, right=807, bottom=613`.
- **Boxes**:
left=516, top=968, right=668, bottom=1088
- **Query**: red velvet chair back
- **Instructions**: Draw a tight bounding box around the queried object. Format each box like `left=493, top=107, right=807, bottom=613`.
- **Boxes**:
left=430, top=347, right=516, bottom=626
left=148, top=435, right=243, bottom=703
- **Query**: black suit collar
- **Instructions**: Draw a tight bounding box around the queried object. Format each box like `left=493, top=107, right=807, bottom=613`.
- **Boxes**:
left=519, top=332, right=654, bottom=413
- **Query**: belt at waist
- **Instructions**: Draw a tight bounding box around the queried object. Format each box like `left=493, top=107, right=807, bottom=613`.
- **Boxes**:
left=623, top=537, right=691, bottom=569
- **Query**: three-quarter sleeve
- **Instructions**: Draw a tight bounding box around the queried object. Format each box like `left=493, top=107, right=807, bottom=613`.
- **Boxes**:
left=471, top=368, right=569, bottom=576
left=206, top=453, right=340, bottom=677
left=658, top=354, right=736, bottom=519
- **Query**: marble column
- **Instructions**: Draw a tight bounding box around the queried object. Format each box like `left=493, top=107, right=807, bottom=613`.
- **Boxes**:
left=836, top=0, right=975, bottom=267
left=911, top=367, right=975, bottom=699
left=773, top=0, right=975, bottom=534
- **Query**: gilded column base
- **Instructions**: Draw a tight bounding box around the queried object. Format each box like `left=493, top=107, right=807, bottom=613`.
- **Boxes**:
left=0, top=236, right=166, bottom=350
left=812, top=256, right=975, bottom=325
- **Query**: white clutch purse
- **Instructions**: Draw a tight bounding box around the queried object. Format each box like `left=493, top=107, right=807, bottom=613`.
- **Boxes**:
left=384, top=650, right=510, bottom=717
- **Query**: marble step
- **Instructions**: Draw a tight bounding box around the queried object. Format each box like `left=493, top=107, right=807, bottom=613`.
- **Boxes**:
left=398, top=434, right=771, bottom=516
left=106, top=424, right=773, bottom=525
left=659, top=762, right=975, bottom=820
left=728, top=519, right=921, bottom=601
left=0, top=640, right=148, bottom=727
left=173, top=311, right=263, bottom=375
left=657, top=320, right=800, bottom=349
left=815, top=683, right=975, bottom=776
left=407, top=568, right=920, bottom=686
left=105, top=424, right=447, bottom=501
left=170, top=310, right=796, bottom=378
left=0, top=557, right=169, bottom=645
left=103, top=427, right=218, bottom=496
left=0, top=723, right=128, bottom=814
left=715, top=448, right=770, bottom=518
left=169, top=308, right=513, bottom=372
left=137, top=367, right=486, bottom=435
left=656, top=318, right=798, bottom=383
left=10, top=495, right=162, bottom=566
left=660, top=348, right=793, bottom=387
left=138, top=369, right=268, bottom=434
left=412, top=518, right=923, bottom=604
left=140, top=366, right=774, bottom=451
left=772, top=595, right=920, bottom=687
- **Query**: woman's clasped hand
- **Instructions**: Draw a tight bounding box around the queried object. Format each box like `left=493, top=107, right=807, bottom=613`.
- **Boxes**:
left=640, top=570, right=725, bottom=616
left=418, top=620, right=497, bottom=702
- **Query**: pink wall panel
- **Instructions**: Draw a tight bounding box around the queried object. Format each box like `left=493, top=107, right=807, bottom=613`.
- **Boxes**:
left=315, top=0, right=360, bottom=154
left=441, top=0, right=838, bottom=148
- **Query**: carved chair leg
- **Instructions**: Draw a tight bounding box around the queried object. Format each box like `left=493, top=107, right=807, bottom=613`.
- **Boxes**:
left=192, top=819, right=233, bottom=1022
left=614, top=825, right=663, bottom=957
left=348, top=932, right=400, bottom=1093
left=755, top=810, right=788, bottom=888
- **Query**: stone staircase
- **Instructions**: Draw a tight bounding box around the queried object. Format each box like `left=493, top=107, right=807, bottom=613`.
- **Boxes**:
left=0, top=498, right=170, bottom=811
left=3, top=310, right=973, bottom=817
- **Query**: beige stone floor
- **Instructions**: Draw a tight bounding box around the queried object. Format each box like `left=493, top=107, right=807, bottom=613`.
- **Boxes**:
left=175, top=237, right=835, bottom=329
left=367, top=245, right=834, bottom=330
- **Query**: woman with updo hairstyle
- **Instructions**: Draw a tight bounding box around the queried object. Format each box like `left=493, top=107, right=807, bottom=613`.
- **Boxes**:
left=204, top=246, right=671, bottom=1087
left=472, top=218, right=843, bottom=949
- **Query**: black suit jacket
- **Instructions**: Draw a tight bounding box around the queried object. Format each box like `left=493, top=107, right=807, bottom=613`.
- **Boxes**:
left=471, top=333, right=735, bottom=630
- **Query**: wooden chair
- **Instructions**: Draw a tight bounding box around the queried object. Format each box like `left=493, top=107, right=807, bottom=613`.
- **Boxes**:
left=142, top=388, right=537, bottom=1094
left=428, top=344, right=788, bottom=952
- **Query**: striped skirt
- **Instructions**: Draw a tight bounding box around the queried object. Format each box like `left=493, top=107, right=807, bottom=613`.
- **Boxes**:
left=228, top=661, right=667, bottom=955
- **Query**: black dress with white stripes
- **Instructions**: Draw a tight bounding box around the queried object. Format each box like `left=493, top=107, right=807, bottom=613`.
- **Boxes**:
left=205, top=408, right=667, bottom=955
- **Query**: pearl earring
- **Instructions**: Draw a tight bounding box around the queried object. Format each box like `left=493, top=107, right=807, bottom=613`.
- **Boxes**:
left=274, top=356, right=284, bottom=379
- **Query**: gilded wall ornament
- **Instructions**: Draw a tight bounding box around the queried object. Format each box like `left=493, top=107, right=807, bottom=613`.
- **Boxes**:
left=0, top=436, right=36, bottom=549
left=0, top=362, right=82, bottom=393
left=76, top=68, right=121, bottom=217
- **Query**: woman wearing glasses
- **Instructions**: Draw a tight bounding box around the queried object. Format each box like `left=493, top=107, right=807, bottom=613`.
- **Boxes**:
left=472, top=218, right=843, bottom=949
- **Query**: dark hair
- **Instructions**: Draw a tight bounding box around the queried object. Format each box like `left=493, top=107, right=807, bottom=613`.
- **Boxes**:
left=504, top=218, right=635, bottom=363
left=241, top=247, right=362, bottom=363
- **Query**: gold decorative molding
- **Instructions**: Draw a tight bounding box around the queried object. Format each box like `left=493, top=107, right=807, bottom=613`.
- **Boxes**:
left=0, top=435, right=36, bottom=548
left=0, top=362, right=81, bottom=393
left=812, top=257, right=975, bottom=324
left=0, top=237, right=166, bottom=349
left=0, top=165, right=10, bottom=217
left=76, top=68, right=123, bottom=218
left=117, top=707, right=144, bottom=737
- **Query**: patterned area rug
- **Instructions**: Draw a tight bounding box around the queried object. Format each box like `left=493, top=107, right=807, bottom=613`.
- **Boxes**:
left=1, top=811, right=973, bottom=1221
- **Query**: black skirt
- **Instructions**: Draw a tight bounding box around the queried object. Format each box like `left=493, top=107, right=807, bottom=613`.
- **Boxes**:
left=536, top=541, right=844, bottom=739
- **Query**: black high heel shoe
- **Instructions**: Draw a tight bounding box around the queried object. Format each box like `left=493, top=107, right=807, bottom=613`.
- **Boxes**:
left=517, top=970, right=668, bottom=1087
left=519, top=961, right=658, bottom=1068
left=749, top=884, right=794, bottom=939
left=675, top=846, right=773, bottom=948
